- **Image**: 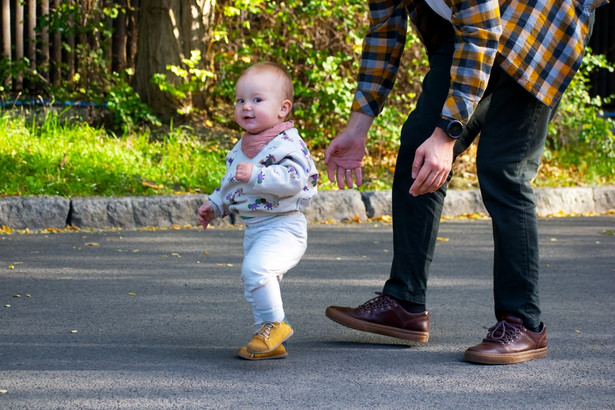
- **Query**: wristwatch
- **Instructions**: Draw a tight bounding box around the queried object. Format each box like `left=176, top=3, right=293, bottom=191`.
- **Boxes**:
left=437, top=117, right=464, bottom=140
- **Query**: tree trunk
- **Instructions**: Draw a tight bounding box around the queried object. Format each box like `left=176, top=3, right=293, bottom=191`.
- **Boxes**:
left=133, top=0, right=217, bottom=121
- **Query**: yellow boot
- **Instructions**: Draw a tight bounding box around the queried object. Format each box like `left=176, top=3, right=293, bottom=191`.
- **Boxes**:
left=246, top=321, right=293, bottom=353
left=237, top=342, right=288, bottom=360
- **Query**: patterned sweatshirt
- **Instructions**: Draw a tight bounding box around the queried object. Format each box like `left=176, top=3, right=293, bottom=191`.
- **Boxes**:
left=207, top=127, right=318, bottom=224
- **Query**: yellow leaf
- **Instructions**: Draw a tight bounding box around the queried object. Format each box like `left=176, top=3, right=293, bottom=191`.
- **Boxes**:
left=128, top=293, right=136, bottom=296
left=8, top=265, right=14, bottom=269
left=0, top=389, right=7, bottom=394
left=13, top=294, right=21, bottom=298
left=437, top=237, right=450, bottom=242
left=4, top=305, right=10, bottom=308
left=141, top=180, right=163, bottom=190
left=85, top=242, right=100, bottom=247
left=70, top=330, right=78, bottom=334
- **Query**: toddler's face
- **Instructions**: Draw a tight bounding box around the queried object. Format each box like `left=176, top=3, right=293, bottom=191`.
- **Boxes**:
left=234, top=70, right=291, bottom=134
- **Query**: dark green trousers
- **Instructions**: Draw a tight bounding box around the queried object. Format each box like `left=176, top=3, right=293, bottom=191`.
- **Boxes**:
left=382, top=35, right=551, bottom=329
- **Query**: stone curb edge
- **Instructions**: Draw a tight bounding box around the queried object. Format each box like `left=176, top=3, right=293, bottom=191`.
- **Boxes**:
left=1, top=186, right=614, bottom=231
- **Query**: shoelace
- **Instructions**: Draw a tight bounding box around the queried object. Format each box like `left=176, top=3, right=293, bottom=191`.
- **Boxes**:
left=484, top=320, right=524, bottom=344
left=358, top=292, right=397, bottom=312
left=255, top=322, right=277, bottom=339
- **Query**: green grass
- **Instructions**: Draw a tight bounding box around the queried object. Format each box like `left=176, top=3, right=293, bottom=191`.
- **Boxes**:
left=0, top=112, right=226, bottom=197
left=0, top=110, right=613, bottom=198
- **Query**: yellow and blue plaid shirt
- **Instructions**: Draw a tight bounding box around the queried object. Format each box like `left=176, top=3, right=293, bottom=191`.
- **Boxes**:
left=352, top=0, right=609, bottom=123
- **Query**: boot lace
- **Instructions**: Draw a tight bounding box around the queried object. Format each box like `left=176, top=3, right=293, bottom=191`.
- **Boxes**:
left=358, top=292, right=397, bottom=312
left=483, top=320, right=525, bottom=344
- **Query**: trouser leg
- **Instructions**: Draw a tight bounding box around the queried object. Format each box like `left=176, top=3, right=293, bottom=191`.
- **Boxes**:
left=382, top=36, right=455, bottom=305
left=472, top=66, right=551, bottom=329
left=242, top=213, right=307, bottom=324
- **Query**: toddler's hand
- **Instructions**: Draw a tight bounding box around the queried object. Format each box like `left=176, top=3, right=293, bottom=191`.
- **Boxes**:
left=235, top=162, right=254, bottom=182
left=198, top=202, right=215, bottom=229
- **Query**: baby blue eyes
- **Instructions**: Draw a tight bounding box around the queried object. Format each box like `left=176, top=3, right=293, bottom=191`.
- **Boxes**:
left=236, top=98, right=262, bottom=104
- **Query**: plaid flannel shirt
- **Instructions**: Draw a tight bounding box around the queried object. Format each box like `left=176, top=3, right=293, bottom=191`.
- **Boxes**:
left=352, top=0, right=609, bottom=123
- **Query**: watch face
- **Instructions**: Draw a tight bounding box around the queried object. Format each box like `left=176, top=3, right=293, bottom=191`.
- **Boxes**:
left=448, top=121, right=463, bottom=138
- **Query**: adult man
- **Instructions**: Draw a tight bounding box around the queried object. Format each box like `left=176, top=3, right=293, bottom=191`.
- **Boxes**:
left=324, top=0, right=607, bottom=364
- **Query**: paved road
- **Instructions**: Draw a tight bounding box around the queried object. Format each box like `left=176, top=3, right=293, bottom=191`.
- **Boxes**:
left=1, top=216, right=614, bottom=409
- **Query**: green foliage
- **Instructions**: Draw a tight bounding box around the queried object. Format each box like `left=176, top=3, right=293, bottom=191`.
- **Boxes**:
left=0, top=112, right=225, bottom=197
left=202, top=0, right=427, bottom=190
left=107, top=69, right=161, bottom=134
left=2, top=1, right=613, bottom=193
left=152, top=50, right=215, bottom=116
left=543, top=50, right=615, bottom=186
left=2, top=2, right=159, bottom=133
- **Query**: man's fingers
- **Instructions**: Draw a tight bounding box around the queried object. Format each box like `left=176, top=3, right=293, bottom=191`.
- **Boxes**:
left=336, top=167, right=347, bottom=189
left=327, top=161, right=337, bottom=184
left=345, top=169, right=354, bottom=189
left=355, top=168, right=363, bottom=187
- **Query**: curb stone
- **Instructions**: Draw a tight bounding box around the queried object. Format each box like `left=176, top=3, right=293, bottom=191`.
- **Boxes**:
left=0, top=186, right=614, bottom=231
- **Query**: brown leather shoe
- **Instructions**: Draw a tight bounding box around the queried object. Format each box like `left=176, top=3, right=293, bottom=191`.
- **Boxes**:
left=465, top=314, right=547, bottom=365
left=325, top=293, right=429, bottom=342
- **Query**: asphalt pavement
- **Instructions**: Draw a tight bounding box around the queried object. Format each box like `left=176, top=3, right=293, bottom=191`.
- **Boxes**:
left=1, top=216, right=614, bottom=409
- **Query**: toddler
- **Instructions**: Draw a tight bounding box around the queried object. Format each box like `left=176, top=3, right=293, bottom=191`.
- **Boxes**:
left=198, top=62, right=318, bottom=360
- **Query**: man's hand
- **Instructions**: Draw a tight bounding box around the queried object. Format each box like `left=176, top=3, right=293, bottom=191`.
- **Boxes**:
left=325, top=112, right=374, bottom=189
left=198, top=202, right=215, bottom=229
left=235, top=162, right=254, bottom=182
left=409, top=127, right=456, bottom=196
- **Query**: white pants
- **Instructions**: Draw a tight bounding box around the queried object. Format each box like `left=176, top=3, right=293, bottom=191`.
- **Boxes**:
left=241, top=212, right=307, bottom=325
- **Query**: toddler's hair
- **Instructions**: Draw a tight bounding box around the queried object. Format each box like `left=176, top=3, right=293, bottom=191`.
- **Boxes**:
left=239, top=61, right=294, bottom=103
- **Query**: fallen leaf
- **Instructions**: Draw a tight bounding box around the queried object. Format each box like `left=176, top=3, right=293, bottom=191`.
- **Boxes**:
left=0, top=389, right=7, bottom=394
left=8, top=265, right=14, bottom=269
left=13, top=294, right=21, bottom=298
left=141, top=180, right=163, bottom=189
left=70, top=330, right=78, bottom=334
left=4, top=305, right=10, bottom=308
left=128, top=293, right=136, bottom=296
left=84, top=242, right=100, bottom=247
left=437, top=237, right=450, bottom=242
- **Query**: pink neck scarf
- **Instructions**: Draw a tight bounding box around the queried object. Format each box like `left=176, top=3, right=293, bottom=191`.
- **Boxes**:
left=240, top=121, right=294, bottom=159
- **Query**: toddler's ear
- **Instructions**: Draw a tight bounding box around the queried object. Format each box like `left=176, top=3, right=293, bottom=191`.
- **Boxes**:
left=279, top=100, right=292, bottom=118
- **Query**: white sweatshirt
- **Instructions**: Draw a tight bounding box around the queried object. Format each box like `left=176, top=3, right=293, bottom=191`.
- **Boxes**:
left=207, top=127, right=318, bottom=224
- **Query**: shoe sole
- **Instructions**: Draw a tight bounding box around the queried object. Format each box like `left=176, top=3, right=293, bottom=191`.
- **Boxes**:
left=237, top=346, right=287, bottom=361
left=464, top=347, right=548, bottom=365
left=246, top=329, right=294, bottom=354
left=325, top=307, right=429, bottom=343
